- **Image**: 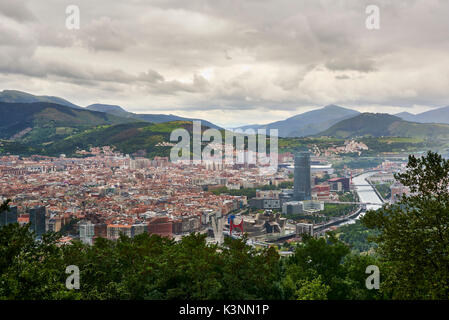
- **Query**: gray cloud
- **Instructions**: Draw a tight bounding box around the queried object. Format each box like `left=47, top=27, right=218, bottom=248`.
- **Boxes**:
left=0, top=0, right=36, bottom=22
left=325, top=57, right=377, bottom=73
left=1, top=0, right=449, bottom=126
left=81, top=16, right=136, bottom=52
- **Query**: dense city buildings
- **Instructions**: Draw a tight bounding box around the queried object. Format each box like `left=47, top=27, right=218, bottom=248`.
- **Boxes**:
left=328, top=177, right=350, bottom=192
left=0, top=149, right=289, bottom=242
left=0, top=148, right=403, bottom=245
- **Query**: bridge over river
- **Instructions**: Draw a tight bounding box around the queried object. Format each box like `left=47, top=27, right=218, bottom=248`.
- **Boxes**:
left=265, top=171, right=385, bottom=242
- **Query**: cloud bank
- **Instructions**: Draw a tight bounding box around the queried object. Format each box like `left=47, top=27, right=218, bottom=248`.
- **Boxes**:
left=1, top=0, right=449, bottom=126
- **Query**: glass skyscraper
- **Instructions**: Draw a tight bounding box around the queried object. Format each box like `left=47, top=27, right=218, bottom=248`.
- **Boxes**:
left=293, top=152, right=311, bottom=201
left=0, top=205, right=18, bottom=228
left=28, top=206, right=46, bottom=238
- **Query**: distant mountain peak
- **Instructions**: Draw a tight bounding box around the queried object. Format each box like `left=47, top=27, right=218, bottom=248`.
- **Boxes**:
left=395, top=111, right=415, bottom=116
left=234, top=104, right=360, bottom=137
left=323, top=104, right=344, bottom=110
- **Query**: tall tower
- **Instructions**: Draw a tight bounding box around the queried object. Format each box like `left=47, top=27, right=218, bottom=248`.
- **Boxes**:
left=293, top=152, right=311, bottom=201
left=28, top=206, right=46, bottom=238
left=211, top=214, right=224, bottom=245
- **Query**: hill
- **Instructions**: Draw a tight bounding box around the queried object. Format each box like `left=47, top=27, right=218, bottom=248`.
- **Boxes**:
left=40, top=121, right=214, bottom=157
left=86, top=104, right=132, bottom=118
left=0, top=100, right=218, bottom=157
left=318, top=113, right=449, bottom=140
left=395, top=106, right=449, bottom=124
left=86, top=103, right=221, bottom=129
left=0, top=90, right=221, bottom=129
left=394, top=111, right=417, bottom=122
left=0, top=90, right=82, bottom=109
left=0, top=102, right=134, bottom=143
left=234, top=105, right=360, bottom=137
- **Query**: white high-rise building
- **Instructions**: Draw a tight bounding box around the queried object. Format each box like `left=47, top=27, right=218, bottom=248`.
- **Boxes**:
left=79, top=221, right=95, bottom=245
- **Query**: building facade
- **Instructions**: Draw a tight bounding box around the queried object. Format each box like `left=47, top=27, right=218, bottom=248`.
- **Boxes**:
left=27, top=206, right=46, bottom=238
left=0, top=205, right=18, bottom=228
left=293, top=152, right=311, bottom=201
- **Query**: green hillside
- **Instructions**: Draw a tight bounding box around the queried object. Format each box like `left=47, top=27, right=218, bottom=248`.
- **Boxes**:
left=25, top=121, right=213, bottom=157
left=44, top=122, right=165, bottom=157
left=0, top=101, right=223, bottom=157
left=86, top=103, right=222, bottom=129
left=318, top=113, right=449, bottom=140
left=0, top=102, right=135, bottom=143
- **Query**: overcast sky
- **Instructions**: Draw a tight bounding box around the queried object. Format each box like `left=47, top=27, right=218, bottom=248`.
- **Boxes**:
left=1, top=0, right=449, bottom=127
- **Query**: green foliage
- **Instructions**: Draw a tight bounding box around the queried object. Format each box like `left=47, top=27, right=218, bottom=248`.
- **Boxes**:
left=333, top=157, right=383, bottom=169
left=0, top=224, right=80, bottom=299
left=320, top=203, right=357, bottom=218
left=0, top=102, right=133, bottom=141
left=278, top=136, right=343, bottom=154
left=372, top=182, right=392, bottom=200
left=295, top=276, right=330, bottom=300
left=362, top=151, right=449, bottom=299
left=0, top=226, right=282, bottom=300
left=211, top=182, right=293, bottom=199
left=0, top=222, right=387, bottom=300
left=210, top=186, right=257, bottom=198
left=337, top=220, right=379, bottom=253
left=281, top=234, right=382, bottom=300
left=361, top=137, right=427, bottom=155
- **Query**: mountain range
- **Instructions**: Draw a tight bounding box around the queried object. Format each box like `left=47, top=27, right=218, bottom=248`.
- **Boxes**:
left=86, top=103, right=220, bottom=129
left=234, top=105, right=360, bottom=137
left=236, top=104, right=449, bottom=138
left=0, top=101, right=135, bottom=142
left=4, top=89, right=449, bottom=136
left=0, top=90, right=220, bottom=129
left=3, top=89, right=449, bottom=157
left=394, top=106, right=449, bottom=124
left=0, top=100, right=211, bottom=158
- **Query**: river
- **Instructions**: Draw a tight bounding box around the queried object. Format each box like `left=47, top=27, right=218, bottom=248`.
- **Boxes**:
left=340, top=171, right=384, bottom=225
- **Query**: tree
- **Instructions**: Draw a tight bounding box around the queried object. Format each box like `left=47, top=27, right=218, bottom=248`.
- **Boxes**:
left=362, top=151, right=449, bottom=299
left=0, top=224, right=79, bottom=299
left=296, top=276, right=330, bottom=300
left=0, top=199, right=11, bottom=212
left=282, top=234, right=351, bottom=299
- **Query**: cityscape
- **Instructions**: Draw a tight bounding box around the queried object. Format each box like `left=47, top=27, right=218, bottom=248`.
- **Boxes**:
left=0, top=147, right=407, bottom=247
left=1, top=0, right=448, bottom=310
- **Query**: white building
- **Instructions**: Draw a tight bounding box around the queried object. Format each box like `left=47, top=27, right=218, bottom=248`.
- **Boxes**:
left=296, top=223, right=314, bottom=237
left=79, top=221, right=95, bottom=245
